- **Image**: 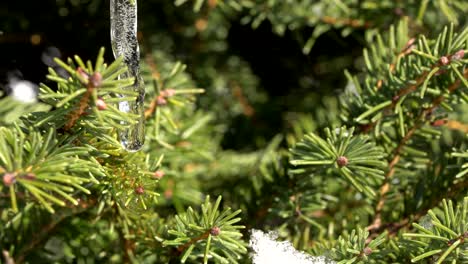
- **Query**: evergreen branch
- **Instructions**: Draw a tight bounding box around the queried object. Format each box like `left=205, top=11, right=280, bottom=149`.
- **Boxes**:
left=163, top=196, right=246, bottom=263
left=368, top=67, right=468, bottom=231
left=14, top=198, right=96, bottom=263
left=376, top=37, right=416, bottom=91
left=391, top=49, right=466, bottom=106
left=402, top=197, right=468, bottom=263
left=64, top=69, right=102, bottom=130
left=177, top=229, right=210, bottom=253
left=143, top=51, right=162, bottom=119
left=0, top=127, right=103, bottom=213
left=327, top=227, right=387, bottom=262
left=36, top=48, right=137, bottom=132
left=367, top=174, right=468, bottom=243
left=290, top=126, right=386, bottom=198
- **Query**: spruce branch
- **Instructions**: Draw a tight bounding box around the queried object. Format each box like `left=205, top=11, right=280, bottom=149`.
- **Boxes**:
left=186, top=1, right=467, bottom=53
left=163, top=196, right=246, bottom=263
left=402, top=197, right=468, bottom=263
left=141, top=51, right=204, bottom=145
left=0, top=127, right=102, bottom=213
left=290, top=126, right=386, bottom=198
left=327, top=227, right=387, bottom=263
left=36, top=47, right=138, bottom=132
left=369, top=67, right=468, bottom=231
left=14, top=199, right=96, bottom=263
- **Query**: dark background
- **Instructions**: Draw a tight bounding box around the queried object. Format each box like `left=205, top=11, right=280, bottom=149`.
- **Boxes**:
left=0, top=0, right=362, bottom=95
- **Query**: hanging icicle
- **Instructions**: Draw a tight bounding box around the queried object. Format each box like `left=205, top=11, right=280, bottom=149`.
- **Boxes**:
left=110, top=0, right=145, bottom=151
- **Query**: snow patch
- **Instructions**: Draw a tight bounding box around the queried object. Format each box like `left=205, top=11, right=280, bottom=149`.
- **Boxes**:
left=249, top=229, right=335, bottom=264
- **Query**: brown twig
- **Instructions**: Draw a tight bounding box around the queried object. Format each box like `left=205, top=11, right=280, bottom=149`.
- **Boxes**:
left=392, top=50, right=464, bottom=104
left=321, top=16, right=372, bottom=28
left=177, top=230, right=211, bottom=253
left=368, top=67, right=468, bottom=232
left=366, top=177, right=468, bottom=243
left=143, top=53, right=163, bottom=119
left=230, top=81, right=255, bottom=117
left=376, top=38, right=416, bottom=90
left=64, top=70, right=102, bottom=130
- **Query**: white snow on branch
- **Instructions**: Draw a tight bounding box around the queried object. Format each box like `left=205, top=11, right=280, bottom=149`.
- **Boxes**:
left=8, top=80, right=38, bottom=103
left=249, top=229, right=336, bottom=264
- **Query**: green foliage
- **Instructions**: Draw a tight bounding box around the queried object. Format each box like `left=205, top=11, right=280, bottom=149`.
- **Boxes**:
left=452, top=149, right=468, bottom=178
left=181, top=0, right=468, bottom=53
left=403, top=198, right=468, bottom=263
left=163, top=196, right=246, bottom=263
left=35, top=48, right=137, bottom=131
left=0, top=126, right=102, bottom=213
left=329, top=227, right=387, bottom=263
left=0, top=92, right=50, bottom=126
left=290, top=126, right=386, bottom=198
left=1, top=1, right=467, bottom=263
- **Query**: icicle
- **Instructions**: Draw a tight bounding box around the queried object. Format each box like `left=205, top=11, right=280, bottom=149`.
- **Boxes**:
left=110, top=0, right=145, bottom=151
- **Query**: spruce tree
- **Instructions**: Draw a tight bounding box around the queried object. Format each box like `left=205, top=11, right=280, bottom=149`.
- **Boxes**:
left=0, top=0, right=467, bottom=263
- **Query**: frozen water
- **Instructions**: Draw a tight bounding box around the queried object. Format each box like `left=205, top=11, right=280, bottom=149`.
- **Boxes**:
left=249, top=229, right=336, bottom=264
left=110, top=0, right=145, bottom=151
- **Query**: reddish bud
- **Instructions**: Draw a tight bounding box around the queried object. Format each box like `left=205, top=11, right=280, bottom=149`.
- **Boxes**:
left=210, top=226, right=221, bottom=236
left=156, top=96, right=167, bottom=105
left=135, top=186, right=145, bottom=195
left=163, top=89, right=176, bottom=97
left=164, top=189, right=173, bottom=199
left=96, top=98, right=107, bottom=110
left=363, top=247, right=372, bottom=256
left=153, top=170, right=165, bottom=179
left=3, top=173, right=16, bottom=186
left=76, top=67, right=89, bottom=81
left=451, top=49, right=465, bottom=61
left=89, top=72, right=102, bottom=88
left=431, top=119, right=447, bottom=127
left=336, top=156, right=348, bottom=167
left=440, top=56, right=450, bottom=65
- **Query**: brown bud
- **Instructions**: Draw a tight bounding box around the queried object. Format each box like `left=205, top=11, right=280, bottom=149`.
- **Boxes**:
left=89, top=72, right=102, bottom=88
left=153, top=170, right=165, bottom=180
left=336, top=156, right=348, bottom=167
left=3, top=173, right=16, bottom=186
left=135, top=186, right=145, bottom=195
left=210, top=226, right=221, bottom=236
left=96, top=98, right=107, bottom=110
